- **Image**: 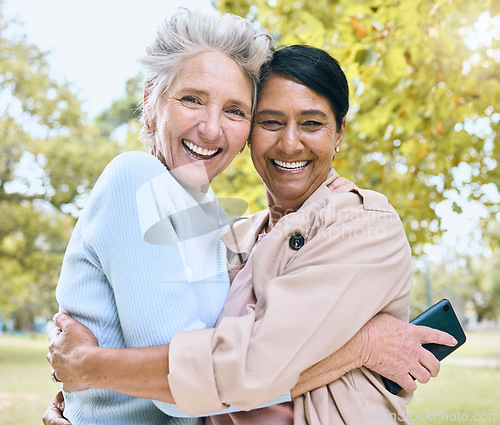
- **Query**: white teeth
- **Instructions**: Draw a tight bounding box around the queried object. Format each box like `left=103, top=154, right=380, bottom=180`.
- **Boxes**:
left=274, top=159, right=309, bottom=170
left=183, top=140, right=219, bottom=156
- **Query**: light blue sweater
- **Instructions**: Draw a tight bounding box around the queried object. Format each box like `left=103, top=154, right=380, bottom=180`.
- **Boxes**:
left=56, top=152, right=231, bottom=424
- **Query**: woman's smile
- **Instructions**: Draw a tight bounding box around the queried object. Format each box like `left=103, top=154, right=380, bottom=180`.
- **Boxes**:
left=272, top=159, right=312, bottom=172
left=182, top=139, right=222, bottom=160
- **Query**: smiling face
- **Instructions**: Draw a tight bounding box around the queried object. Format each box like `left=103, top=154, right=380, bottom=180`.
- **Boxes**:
left=250, top=72, right=345, bottom=217
left=151, top=51, right=253, bottom=190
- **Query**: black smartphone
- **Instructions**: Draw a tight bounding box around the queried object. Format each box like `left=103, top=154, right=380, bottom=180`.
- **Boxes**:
left=382, top=298, right=467, bottom=395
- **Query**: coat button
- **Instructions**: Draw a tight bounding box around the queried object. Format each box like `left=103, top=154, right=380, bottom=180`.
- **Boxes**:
left=289, top=233, right=305, bottom=250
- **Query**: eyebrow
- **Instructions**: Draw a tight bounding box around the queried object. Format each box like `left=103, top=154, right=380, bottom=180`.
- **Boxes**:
left=179, top=87, right=251, bottom=112
left=255, top=109, right=286, bottom=117
left=255, top=109, right=330, bottom=119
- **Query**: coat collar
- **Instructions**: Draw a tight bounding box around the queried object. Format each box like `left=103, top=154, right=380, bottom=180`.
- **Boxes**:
left=300, top=168, right=340, bottom=210
left=221, top=209, right=269, bottom=259
left=222, top=168, right=341, bottom=257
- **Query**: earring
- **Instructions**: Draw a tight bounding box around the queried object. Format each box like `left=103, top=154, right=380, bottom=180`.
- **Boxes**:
left=335, top=146, right=340, bottom=153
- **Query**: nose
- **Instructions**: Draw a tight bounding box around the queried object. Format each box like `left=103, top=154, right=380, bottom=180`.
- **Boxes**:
left=278, top=124, right=304, bottom=155
left=198, top=109, right=223, bottom=141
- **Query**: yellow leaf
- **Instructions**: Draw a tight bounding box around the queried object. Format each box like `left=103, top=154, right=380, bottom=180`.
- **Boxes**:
left=350, top=16, right=368, bottom=37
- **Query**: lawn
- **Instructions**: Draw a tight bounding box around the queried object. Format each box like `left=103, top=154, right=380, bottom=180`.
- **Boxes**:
left=408, top=365, right=500, bottom=424
left=0, top=330, right=499, bottom=424
left=0, top=333, right=61, bottom=424
left=408, top=329, right=500, bottom=424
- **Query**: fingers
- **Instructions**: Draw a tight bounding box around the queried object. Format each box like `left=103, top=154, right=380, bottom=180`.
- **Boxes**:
left=417, top=326, right=458, bottom=346
left=409, top=363, right=432, bottom=384
left=396, top=346, right=440, bottom=393
left=328, top=177, right=358, bottom=193
left=48, top=325, right=62, bottom=345
left=42, top=392, right=70, bottom=425
left=419, top=348, right=441, bottom=378
left=53, top=312, right=72, bottom=329
left=395, top=374, right=417, bottom=393
left=55, top=389, right=66, bottom=411
left=330, top=178, right=357, bottom=193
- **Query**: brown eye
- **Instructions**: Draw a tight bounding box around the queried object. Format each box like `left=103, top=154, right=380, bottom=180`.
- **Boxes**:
left=259, top=120, right=283, bottom=131
left=301, top=121, right=323, bottom=131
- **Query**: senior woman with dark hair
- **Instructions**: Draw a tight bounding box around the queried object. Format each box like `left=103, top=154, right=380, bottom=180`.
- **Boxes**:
left=45, top=43, right=456, bottom=425
left=165, top=44, right=429, bottom=424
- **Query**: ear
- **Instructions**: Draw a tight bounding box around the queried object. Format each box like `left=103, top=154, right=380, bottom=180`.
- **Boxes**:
left=335, top=116, right=346, bottom=151
left=143, top=84, right=156, bottom=131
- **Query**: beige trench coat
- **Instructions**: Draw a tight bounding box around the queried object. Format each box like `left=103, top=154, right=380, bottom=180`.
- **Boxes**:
left=168, top=169, right=414, bottom=424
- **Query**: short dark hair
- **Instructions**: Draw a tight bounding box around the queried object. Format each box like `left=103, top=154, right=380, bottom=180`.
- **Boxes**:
left=259, top=45, right=349, bottom=131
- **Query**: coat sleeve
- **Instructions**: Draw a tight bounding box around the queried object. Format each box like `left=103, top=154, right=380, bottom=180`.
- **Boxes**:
left=168, top=190, right=413, bottom=415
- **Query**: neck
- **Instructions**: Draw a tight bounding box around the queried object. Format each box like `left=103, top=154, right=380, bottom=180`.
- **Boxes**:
left=265, top=190, right=300, bottom=229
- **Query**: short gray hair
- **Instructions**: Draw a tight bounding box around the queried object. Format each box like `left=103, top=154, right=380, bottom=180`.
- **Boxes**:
left=140, top=8, right=274, bottom=153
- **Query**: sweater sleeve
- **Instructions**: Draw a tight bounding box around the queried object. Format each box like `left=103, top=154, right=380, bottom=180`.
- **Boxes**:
left=168, top=190, right=413, bottom=414
left=57, top=152, right=223, bottom=349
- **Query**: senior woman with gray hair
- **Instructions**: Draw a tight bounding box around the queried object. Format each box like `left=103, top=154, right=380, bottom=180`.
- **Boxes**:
left=45, top=10, right=456, bottom=425
left=46, top=8, right=278, bottom=424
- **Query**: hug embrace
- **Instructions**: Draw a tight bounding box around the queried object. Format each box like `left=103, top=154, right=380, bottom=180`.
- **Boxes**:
left=44, top=8, right=456, bottom=425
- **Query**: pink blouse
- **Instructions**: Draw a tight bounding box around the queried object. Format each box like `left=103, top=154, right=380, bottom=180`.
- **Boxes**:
left=206, top=231, right=293, bottom=425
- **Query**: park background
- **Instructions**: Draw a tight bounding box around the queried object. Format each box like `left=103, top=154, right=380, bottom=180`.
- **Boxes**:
left=0, top=0, right=499, bottom=423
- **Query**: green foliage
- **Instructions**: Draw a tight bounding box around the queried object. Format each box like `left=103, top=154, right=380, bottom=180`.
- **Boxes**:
left=411, top=247, right=500, bottom=323
left=212, top=148, right=267, bottom=214
left=0, top=7, right=137, bottom=326
left=94, top=75, right=143, bottom=137
left=215, top=0, right=500, bottom=254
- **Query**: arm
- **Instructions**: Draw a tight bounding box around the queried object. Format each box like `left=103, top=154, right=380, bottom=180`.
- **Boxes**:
left=291, top=313, right=456, bottom=397
left=167, top=192, right=436, bottom=413
left=48, top=313, right=174, bottom=402
left=49, top=313, right=291, bottom=411
left=48, top=300, right=456, bottom=402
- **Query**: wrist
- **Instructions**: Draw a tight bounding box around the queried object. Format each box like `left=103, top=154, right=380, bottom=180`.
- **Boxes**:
left=80, top=345, right=105, bottom=390
left=357, top=319, right=375, bottom=369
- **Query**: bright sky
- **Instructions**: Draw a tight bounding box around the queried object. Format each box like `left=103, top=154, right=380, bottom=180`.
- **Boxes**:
left=4, top=0, right=216, bottom=117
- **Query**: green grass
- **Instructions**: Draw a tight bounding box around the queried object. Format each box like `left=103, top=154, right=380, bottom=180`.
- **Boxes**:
left=0, top=333, right=61, bottom=425
left=409, top=365, right=500, bottom=424
left=453, top=329, right=500, bottom=359
left=0, top=330, right=499, bottom=424
left=408, top=329, right=500, bottom=424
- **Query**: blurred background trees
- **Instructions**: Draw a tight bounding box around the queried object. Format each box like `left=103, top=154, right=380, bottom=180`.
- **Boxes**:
left=0, top=6, right=140, bottom=328
left=215, top=0, right=499, bottom=251
left=0, top=0, right=498, bottom=330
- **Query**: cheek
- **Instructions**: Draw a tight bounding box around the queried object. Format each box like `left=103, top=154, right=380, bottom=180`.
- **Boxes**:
left=317, top=132, right=336, bottom=161
left=249, top=127, right=275, bottom=151
left=226, top=121, right=251, bottom=151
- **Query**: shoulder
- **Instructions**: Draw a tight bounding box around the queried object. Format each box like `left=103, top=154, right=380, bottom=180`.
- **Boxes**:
left=298, top=188, right=404, bottom=238
left=93, top=151, right=172, bottom=193
left=101, top=151, right=166, bottom=180
left=83, top=152, right=179, bottom=222
left=307, top=187, right=396, bottom=217
left=355, top=188, right=395, bottom=214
